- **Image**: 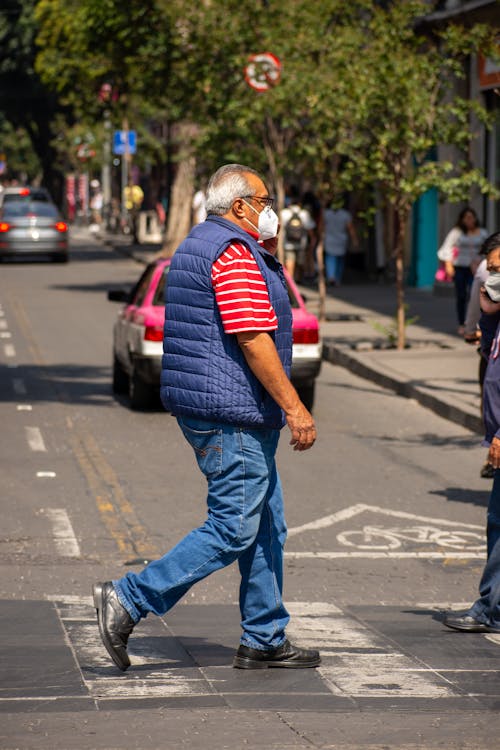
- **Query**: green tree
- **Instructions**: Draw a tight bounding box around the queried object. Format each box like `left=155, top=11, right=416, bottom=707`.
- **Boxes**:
left=304, top=1, right=498, bottom=346
left=0, top=0, right=67, bottom=202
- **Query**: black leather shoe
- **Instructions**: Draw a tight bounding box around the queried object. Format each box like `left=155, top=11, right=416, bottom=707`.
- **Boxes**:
left=233, top=639, right=321, bottom=669
left=443, top=611, right=500, bottom=633
left=93, top=581, right=135, bottom=671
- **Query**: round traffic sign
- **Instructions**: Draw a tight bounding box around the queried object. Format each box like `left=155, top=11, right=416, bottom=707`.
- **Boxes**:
left=244, top=52, right=281, bottom=92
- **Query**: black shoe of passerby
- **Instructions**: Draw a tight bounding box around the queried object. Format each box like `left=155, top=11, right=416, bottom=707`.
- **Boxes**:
left=93, top=581, right=135, bottom=671
left=443, top=611, right=500, bottom=633
left=233, top=639, right=320, bottom=669
left=480, top=462, right=495, bottom=479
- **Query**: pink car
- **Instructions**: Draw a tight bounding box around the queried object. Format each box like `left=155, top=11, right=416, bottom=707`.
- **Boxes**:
left=109, top=258, right=321, bottom=410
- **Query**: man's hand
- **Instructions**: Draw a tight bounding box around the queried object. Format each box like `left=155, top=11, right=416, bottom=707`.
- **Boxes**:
left=237, top=330, right=317, bottom=452
left=488, top=436, right=500, bottom=469
left=286, top=403, right=316, bottom=451
left=480, top=286, right=500, bottom=315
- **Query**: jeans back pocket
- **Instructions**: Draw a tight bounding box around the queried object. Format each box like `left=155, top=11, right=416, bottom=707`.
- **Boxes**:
left=178, top=420, right=223, bottom=478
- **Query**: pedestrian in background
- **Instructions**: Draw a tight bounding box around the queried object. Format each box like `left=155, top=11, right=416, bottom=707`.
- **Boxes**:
left=93, top=163, right=320, bottom=672
left=437, top=207, right=488, bottom=335
left=280, top=186, right=315, bottom=282
left=322, top=195, right=358, bottom=286
left=444, top=232, right=500, bottom=633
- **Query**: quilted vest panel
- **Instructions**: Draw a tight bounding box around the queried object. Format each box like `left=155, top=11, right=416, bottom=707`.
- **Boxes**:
left=160, top=215, right=292, bottom=428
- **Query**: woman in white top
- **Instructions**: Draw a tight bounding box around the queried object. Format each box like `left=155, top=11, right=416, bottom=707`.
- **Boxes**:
left=437, top=207, right=488, bottom=334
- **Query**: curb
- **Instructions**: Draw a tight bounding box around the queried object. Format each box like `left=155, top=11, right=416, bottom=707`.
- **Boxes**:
left=322, top=340, right=483, bottom=435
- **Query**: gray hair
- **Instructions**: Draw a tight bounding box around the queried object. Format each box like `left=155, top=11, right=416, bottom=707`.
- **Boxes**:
left=205, top=163, right=261, bottom=215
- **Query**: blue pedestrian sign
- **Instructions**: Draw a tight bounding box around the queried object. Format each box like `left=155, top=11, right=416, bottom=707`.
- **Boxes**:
left=113, top=130, right=137, bottom=155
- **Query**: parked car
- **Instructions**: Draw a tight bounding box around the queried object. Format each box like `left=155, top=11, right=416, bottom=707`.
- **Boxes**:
left=109, top=258, right=322, bottom=410
left=0, top=199, right=69, bottom=262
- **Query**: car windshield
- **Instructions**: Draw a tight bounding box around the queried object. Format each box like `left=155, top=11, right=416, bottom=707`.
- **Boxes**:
left=3, top=189, right=50, bottom=203
left=2, top=201, right=59, bottom=219
left=152, top=267, right=170, bottom=306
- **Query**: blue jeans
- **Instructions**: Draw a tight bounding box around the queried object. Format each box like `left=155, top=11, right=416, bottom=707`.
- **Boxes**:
left=469, top=469, right=500, bottom=628
left=324, top=254, right=345, bottom=285
left=114, top=417, right=289, bottom=650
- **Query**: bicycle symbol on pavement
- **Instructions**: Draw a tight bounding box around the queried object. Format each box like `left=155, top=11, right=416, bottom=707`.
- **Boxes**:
left=337, top=525, right=485, bottom=551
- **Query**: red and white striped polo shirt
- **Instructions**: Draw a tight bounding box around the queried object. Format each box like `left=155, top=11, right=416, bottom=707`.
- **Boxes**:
left=211, top=241, right=278, bottom=334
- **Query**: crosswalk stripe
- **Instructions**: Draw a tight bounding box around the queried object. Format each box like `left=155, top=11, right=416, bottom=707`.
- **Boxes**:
left=48, top=597, right=463, bottom=701
left=286, top=602, right=456, bottom=698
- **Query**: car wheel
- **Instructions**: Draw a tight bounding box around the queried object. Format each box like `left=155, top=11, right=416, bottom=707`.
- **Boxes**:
left=129, top=366, right=152, bottom=410
left=112, top=354, right=129, bottom=394
left=296, top=382, right=315, bottom=412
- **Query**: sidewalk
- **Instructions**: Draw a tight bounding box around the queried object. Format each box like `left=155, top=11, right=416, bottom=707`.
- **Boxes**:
left=100, top=229, right=484, bottom=436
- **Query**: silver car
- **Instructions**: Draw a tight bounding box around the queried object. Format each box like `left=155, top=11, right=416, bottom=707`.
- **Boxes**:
left=0, top=199, right=69, bottom=262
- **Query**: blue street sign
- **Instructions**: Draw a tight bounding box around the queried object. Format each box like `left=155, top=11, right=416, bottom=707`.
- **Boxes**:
left=113, top=130, right=137, bottom=155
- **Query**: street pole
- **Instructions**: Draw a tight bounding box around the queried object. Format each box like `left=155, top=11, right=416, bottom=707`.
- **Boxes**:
left=121, top=117, right=129, bottom=229
left=102, top=111, right=112, bottom=230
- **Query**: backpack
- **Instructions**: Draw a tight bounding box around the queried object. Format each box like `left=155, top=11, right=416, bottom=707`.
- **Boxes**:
left=285, top=208, right=305, bottom=247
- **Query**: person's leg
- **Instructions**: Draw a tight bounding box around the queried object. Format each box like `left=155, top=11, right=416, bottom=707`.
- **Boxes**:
left=467, top=469, right=500, bottom=623
left=114, top=419, right=276, bottom=623
left=324, top=253, right=335, bottom=284
left=336, top=255, right=346, bottom=285
left=237, top=430, right=289, bottom=649
left=453, top=266, right=468, bottom=326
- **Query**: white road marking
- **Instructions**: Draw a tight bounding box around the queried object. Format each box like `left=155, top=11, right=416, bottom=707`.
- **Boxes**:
left=0, top=331, right=11, bottom=338
left=16, top=405, right=32, bottom=411
left=36, top=471, right=56, bottom=478
left=45, top=597, right=472, bottom=702
left=42, top=508, right=81, bottom=557
left=12, top=377, right=27, bottom=395
left=287, top=503, right=486, bottom=559
left=51, top=596, right=212, bottom=698
left=25, top=426, right=46, bottom=452
left=286, top=551, right=485, bottom=559
left=4, top=343, right=16, bottom=357
left=286, top=602, right=455, bottom=698
left=0, top=319, right=8, bottom=329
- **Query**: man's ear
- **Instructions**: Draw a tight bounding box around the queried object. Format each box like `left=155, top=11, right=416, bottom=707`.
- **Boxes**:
left=231, top=198, right=246, bottom=219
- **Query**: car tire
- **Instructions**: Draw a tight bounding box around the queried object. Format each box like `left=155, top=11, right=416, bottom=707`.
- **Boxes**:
left=112, top=354, right=129, bottom=394
left=129, top=366, right=152, bottom=410
left=296, top=382, right=315, bottom=412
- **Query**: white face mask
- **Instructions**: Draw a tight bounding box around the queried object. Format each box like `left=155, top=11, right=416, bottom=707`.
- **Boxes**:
left=243, top=200, right=279, bottom=241
left=485, top=272, right=500, bottom=302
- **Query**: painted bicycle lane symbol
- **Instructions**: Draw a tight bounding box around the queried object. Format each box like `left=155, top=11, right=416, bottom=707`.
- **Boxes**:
left=286, top=504, right=487, bottom=559
left=337, top=525, right=485, bottom=552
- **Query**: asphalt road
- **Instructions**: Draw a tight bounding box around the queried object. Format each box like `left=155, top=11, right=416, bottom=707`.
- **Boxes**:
left=1, top=235, right=500, bottom=748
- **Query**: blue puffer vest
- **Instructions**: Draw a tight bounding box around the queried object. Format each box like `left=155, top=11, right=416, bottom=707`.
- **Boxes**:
left=160, top=215, right=292, bottom=429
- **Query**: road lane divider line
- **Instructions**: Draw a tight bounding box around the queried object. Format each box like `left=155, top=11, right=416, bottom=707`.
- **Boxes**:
left=8, top=294, right=45, bottom=365
left=41, top=508, right=81, bottom=557
left=68, top=424, right=159, bottom=562
left=7, top=294, right=158, bottom=564
left=25, top=426, right=47, bottom=452
left=0, top=319, right=8, bottom=329
left=4, top=343, right=15, bottom=357
left=0, top=331, right=12, bottom=338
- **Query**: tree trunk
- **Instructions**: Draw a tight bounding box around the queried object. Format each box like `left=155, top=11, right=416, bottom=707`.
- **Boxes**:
left=395, top=210, right=407, bottom=350
left=158, top=155, right=195, bottom=257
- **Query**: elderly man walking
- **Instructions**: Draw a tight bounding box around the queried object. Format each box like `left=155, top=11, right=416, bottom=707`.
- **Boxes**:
left=93, top=164, right=320, bottom=671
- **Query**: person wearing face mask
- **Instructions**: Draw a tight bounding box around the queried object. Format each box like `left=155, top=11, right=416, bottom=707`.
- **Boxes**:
left=443, top=232, right=500, bottom=634
left=93, top=164, right=320, bottom=672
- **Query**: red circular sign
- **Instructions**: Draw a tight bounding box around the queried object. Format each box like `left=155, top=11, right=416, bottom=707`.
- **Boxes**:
left=245, top=52, right=281, bottom=92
